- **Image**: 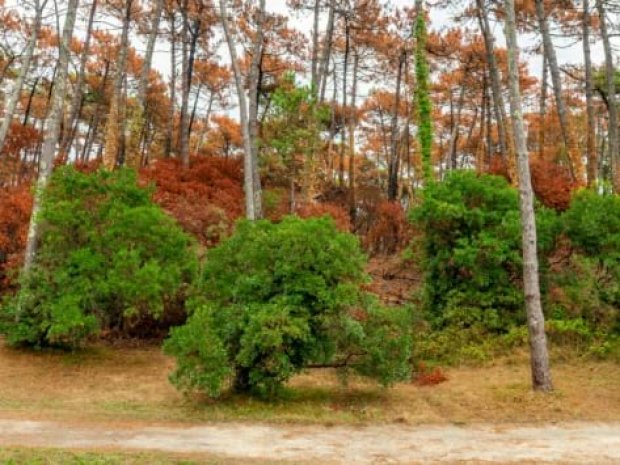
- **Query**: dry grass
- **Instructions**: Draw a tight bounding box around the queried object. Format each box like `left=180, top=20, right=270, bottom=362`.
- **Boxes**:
left=0, top=338, right=619, bottom=426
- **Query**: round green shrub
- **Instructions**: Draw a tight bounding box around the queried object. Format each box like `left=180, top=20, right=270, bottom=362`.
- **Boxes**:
left=164, top=216, right=412, bottom=398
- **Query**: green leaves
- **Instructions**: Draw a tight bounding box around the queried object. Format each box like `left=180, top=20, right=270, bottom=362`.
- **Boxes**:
left=2, top=166, right=197, bottom=348
left=165, top=216, right=412, bottom=398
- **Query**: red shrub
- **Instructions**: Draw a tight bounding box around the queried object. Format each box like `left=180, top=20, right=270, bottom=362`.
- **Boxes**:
left=364, top=201, right=411, bottom=255
left=295, top=202, right=352, bottom=232
left=530, top=159, right=578, bottom=211
left=0, top=185, right=32, bottom=292
left=141, top=156, right=244, bottom=246
left=413, top=362, right=448, bottom=386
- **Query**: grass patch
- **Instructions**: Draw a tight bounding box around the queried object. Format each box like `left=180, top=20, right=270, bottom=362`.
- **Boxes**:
left=0, top=339, right=619, bottom=426
left=0, top=448, right=292, bottom=465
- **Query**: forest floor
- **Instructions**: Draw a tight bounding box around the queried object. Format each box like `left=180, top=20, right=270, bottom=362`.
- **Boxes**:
left=1, top=339, right=620, bottom=463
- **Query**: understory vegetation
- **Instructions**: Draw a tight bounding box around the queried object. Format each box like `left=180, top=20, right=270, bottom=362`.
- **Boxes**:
left=0, top=164, right=617, bottom=400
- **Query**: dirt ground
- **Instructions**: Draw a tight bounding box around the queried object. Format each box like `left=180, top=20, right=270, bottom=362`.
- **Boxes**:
left=0, top=418, right=619, bottom=464
left=1, top=340, right=619, bottom=463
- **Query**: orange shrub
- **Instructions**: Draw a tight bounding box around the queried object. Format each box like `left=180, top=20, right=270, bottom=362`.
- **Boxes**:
left=530, top=158, right=578, bottom=211
left=141, top=156, right=244, bottom=246
left=0, top=185, right=32, bottom=292
left=364, top=201, right=411, bottom=255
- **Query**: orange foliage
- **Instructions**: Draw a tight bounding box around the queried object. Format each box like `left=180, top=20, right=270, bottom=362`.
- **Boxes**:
left=140, top=157, right=244, bottom=247
left=364, top=201, right=411, bottom=255
left=295, top=202, right=352, bottom=232
left=0, top=185, right=32, bottom=293
left=530, top=158, right=578, bottom=211
left=413, top=362, right=448, bottom=386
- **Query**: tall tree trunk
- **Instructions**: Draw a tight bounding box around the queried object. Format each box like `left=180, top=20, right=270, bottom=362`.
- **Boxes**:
left=539, top=52, right=548, bottom=160
left=136, top=0, right=163, bottom=109
left=348, top=51, right=358, bottom=216
left=0, top=0, right=46, bottom=152
left=476, top=0, right=509, bottom=160
left=388, top=50, right=405, bottom=201
left=23, top=0, right=79, bottom=273
left=165, top=11, right=176, bottom=158
left=596, top=0, right=619, bottom=192
left=504, top=0, right=553, bottom=393
left=311, top=0, right=321, bottom=91
left=102, top=0, right=132, bottom=170
left=318, top=0, right=335, bottom=103
left=247, top=0, right=266, bottom=219
left=414, top=0, right=433, bottom=185
left=339, top=18, right=350, bottom=187
left=449, top=80, right=467, bottom=170
left=179, top=10, right=201, bottom=169
left=582, top=0, right=597, bottom=188
left=534, top=0, right=581, bottom=182
left=61, top=0, right=98, bottom=158
left=219, top=0, right=261, bottom=220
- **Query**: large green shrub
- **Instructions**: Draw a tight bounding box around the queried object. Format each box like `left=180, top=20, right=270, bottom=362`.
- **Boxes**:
left=1, top=167, right=197, bottom=347
left=410, top=171, right=559, bottom=331
left=164, top=216, right=412, bottom=398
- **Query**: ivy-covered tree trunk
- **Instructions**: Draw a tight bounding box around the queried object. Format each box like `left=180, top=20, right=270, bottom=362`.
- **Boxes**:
left=23, top=0, right=80, bottom=272
left=414, top=0, right=433, bottom=186
left=503, top=0, right=553, bottom=392
left=0, top=0, right=45, bottom=153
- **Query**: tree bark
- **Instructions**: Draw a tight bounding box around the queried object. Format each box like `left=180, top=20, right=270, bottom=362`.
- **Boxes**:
left=23, top=0, right=80, bottom=273
left=318, top=0, right=335, bottom=103
left=596, top=0, right=619, bottom=192
left=388, top=50, right=405, bottom=201
left=219, top=0, right=261, bottom=220
left=102, top=0, right=132, bottom=170
left=504, top=0, right=553, bottom=393
left=61, top=0, right=98, bottom=158
left=0, top=0, right=46, bottom=152
left=582, top=0, right=597, bottom=188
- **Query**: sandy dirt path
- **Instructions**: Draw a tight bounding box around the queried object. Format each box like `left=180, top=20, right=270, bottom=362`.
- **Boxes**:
left=1, top=419, right=619, bottom=464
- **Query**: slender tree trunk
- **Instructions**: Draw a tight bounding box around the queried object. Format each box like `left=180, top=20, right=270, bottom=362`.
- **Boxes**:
left=166, top=12, right=176, bottom=158
left=388, top=50, right=405, bottom=201
left=247, top=0, right=266, bottom=219
left=311, top=0, right=321, bottom=91
left=23, top=77, right=41, bottom=126
left=476, top=0, right=508, bottom=159
left=339, top=18, right=350, bottom=187
left=449, top=80, right=467, bottom=170
left=318, top=0, right=335, bottom=103
left=534, top=0, right=581, bottom=182
left=179, top=12, right=201, bottom=169
left=219, top=0, right=261, bottom=220
left=539, top=52, right=548, bottom=160
left=0, top=0, right=46, bottom=152
left=348, top=51, right=358, bottom=216
left=61, top=0, right=98, bottom=158
left=414, top=0, right=433, bottom=185
left=137, top=0, right=163, bottom=109
left=102, top=0, right=132, bottom=170
left=504, top=0, right=553, bottom=393
left=582, top=0, right=597, bottom=188
left=596, top=0, right=619, bottom=192
left=23, top=0, right=79, bottom=273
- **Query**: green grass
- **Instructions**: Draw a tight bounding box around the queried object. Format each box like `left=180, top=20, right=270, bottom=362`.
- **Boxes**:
left=0, top=448, right=291, bottom=465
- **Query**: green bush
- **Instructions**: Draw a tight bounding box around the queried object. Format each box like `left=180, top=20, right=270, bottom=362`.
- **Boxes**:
left=1, top=167, right=197, bottom=347
left=164, top=216, right=412, bottom=398
left=410, top=171, right=560, bottom=331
